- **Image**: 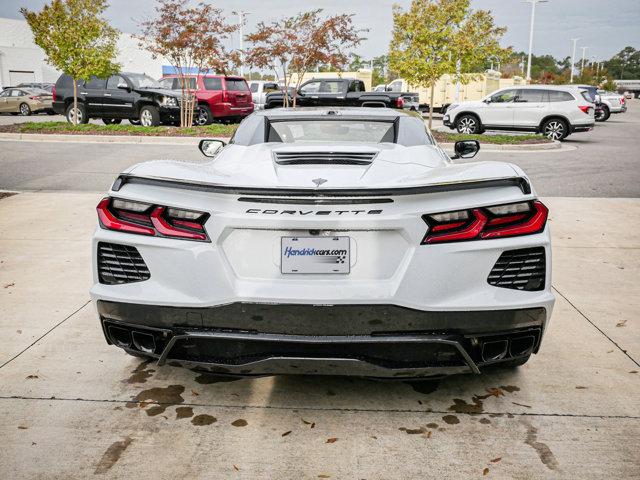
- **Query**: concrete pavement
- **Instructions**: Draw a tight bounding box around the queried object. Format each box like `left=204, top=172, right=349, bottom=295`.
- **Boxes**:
left=0, top=192, right=638, bottom=479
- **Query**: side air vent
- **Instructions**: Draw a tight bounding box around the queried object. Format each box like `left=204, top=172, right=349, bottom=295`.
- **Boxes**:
left=487, top=247, right=545, bottom=291
left=98, top=242, right=150, bottom=285
left=273, top=151, right=378, bottom=165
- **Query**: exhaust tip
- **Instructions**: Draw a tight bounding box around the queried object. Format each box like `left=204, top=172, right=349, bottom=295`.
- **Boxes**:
left=108, top=325, right=132, bottom=348
left=481, top=339, right=508, bottom=362
left=132, top=331, right=156, bottom=353
left=509, top=335, right=535, bottom=357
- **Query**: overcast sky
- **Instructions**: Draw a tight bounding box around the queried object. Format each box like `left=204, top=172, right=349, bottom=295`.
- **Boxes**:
left=2, top=0, right=638, bottom=61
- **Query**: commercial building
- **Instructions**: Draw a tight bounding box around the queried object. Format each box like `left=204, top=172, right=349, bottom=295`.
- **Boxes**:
left=0, top=17, right=167, bottom=89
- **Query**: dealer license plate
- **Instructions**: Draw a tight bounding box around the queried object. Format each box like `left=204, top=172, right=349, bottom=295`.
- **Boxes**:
left=281, top=236, right=350, bottom=274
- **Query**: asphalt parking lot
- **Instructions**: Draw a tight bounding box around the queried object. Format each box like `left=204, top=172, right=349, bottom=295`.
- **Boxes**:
left=1, top=106, right=639, bottom=479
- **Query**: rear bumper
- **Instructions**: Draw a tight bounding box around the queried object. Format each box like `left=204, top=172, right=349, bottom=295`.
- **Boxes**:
left=211, top=103, right=254, bottom=118
left=97, top=300, right=546, bottom=378
left=52, top=100, right=65, bottom=115
left=571, top=122, right=595, bottom=133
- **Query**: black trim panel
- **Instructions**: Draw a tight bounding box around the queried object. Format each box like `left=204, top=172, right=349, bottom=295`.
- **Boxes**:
left=111, top=174, right=531, bottom=196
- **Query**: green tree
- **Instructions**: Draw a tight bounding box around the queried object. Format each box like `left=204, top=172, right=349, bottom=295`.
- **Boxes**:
left=21, top=0, right=120, bottom=125
left=389, top=0, right=507, bottom=128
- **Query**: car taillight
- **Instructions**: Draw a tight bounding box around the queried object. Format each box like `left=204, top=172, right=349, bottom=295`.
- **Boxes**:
left=620, top=97, right=625, bottom=104
left=29, top=96, right=41, bottom=101
left=396, top=96, right=404, bottom=108
left=52, top=85, right=56, bottom=100
left=422, top=201, right=548, bottom=244
left=578, top=105, right=592, bottom=114
left=96, top=198, right=209, bottom=241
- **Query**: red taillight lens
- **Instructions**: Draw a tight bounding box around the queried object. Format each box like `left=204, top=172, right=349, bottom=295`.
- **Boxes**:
left=52, top=85, right=56, bottom=100
left=97, top=198, right=209, bottom=241
left=578, top=105, right=592, bottom=114
left=396, top=96, right=404, bottom=108
left=422, top=201, right=548, bottom=244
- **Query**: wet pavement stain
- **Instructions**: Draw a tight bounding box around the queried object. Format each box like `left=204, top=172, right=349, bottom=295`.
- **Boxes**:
left=442, top=415, right=460, bottom=425
left=124, top=359, right=155, bottom=384
left=406, top=379, right=440, bottom=395
left=501, top=385, right=520, bottom=393
left=128, top=385, right=185, bottom=416
left=426, top=423, right=439, bottom=429
left=232, top=419, right=248, bottom=427
left=449, top=397, right=484, bottom=414
left=192, top=414, right=217, bottom=426
left=522, top=420, right=560, bottom=471
left=94, top=436, right=133, bottom=474
left=399, top=427, right=424, bottom=434
left=175, top=407, right=194, bottom=419
left=479, top=418, right=491, bottom=425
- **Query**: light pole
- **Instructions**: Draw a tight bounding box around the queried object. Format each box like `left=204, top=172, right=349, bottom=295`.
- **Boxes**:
left=525, top=0, right=548, bottom=82
left=233, top=11, right=250, bottom=78
left=569, top=38, right=580, bottom=83
left=580, top=46, right=588, bottom=78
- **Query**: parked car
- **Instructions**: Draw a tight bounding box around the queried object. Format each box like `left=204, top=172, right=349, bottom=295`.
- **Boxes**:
left=52, top=73, right=187, bottom=126
left=17, top=82, right=54, bottom=93
left=596, top=90, right=627, bottom=120
left=247, top=80, right=280, bottom=110
left=0, top=87, right=53, bottom=115
left=444, top=85, right=595, bottom=140
left=573, top=85, right=608, bottom=122
left=264, top=77, right=420, bottom=111
left=159, top=74, right=254, bottom=125
left=91, top=107, right=554, bottom=378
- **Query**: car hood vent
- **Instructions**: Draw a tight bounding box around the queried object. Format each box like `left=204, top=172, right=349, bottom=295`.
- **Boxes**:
left=273, top=151, right=378, bottom=166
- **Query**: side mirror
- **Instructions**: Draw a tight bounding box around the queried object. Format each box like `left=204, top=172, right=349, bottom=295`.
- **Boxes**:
left=451, top=140, right=480, bottom=159
left=483, top=97, right=492, bottom=104
left=117, top=82, right=129, bottom=91
left=199, top=139, right=226, bottom=157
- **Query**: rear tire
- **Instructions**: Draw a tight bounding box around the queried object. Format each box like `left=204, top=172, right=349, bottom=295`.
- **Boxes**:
left=138, top=105, right=160, bottom=127
left=102, top=118, right=122, bottom=125
left=19, top=103, right=32, bottom=116
left=456, top=114, right=481, bottom=134
left=541, top=118, right=568, bottom=141
left=65, top=103, right=88, bottom=124
left=595, top=105, right=610, bottom=122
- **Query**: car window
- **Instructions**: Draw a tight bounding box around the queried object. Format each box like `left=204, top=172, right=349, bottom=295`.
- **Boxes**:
left=388, top=81, right=403, bottom=92
left=490, top=90, right=516, bottom=103
left=126, top=73, right=161, bottom=89
left=106, top=75, right=126, bottom=89
left=0, top=90, right=8, bottom=97
left=249, top=83, right=259, bottom=93
left=225, top=79, right=249, bottom=91
left=85, top=77, right=106, bottom=90
left=10, top=89, right=24, bottom=97
left=158, top=78, right=176, bottom=90
left=203, top=77, right=222, bottom=91
left=264, top=83, right=279, bottom=92
left=268, top=119, right=395, bottom=143
left=299, top=81, right=321, bottom=94
left=320, top=81, right=342, bottom=93
left=516, top=89, right=547, bottom=102
left=549, top=90, right=575, bottom=102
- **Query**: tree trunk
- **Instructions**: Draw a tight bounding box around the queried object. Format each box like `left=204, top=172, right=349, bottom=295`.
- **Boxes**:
left=72, top=79, right=78, bottom=126
left=428, top=83, right=435, bottom=130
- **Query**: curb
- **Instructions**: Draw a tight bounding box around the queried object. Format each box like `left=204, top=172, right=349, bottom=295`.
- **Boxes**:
left=0, top=131, right=560, bottom=151
left=0, top=132, right=228, bottom=145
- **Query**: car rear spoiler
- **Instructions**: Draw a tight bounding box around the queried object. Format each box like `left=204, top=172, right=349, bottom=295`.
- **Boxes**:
left=111, top=174, right=531, bottom=196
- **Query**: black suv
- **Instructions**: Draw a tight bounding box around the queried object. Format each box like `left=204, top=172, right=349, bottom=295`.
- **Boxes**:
left=52, top=73, right=185, bottom=126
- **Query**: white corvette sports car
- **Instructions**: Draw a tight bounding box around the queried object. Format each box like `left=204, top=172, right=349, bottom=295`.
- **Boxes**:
left=91, top=108, right=554, bottom=378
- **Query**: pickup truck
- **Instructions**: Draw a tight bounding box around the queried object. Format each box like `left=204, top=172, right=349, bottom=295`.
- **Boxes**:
left=248, top=80, right=280, bottom=110
left=264, top=77, right=419, bottom=110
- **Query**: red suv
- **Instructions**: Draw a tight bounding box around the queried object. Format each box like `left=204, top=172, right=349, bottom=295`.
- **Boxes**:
left=159, top=74, right=254, bottom=125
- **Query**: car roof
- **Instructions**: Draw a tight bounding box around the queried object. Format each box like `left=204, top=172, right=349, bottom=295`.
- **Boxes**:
left=511, top=84, right=584, bottom=92
left=254, top=107, right=407, bottom=120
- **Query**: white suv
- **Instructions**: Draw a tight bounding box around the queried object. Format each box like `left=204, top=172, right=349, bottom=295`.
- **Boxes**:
left=443, top=85, right=595, bottom=140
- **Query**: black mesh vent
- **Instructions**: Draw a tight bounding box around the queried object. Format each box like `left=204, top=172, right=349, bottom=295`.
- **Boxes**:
left=487, top=247, right=545, bottom=291
left=98, top=242, right=150, bottom=285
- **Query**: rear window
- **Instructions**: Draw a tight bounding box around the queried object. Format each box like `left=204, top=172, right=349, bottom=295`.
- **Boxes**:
left=548, top=90, right=575, bottom=102
left=267, top=119, right=395, bottom=144
left=225, top=79, right=249, bottom=91
left=203, top=77, right=222, bottom=91
left=516, top=89, right=547, bottom=102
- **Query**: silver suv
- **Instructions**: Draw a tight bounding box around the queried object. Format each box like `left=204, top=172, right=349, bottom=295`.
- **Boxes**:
left=443, top=85, right=595, bottom=140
